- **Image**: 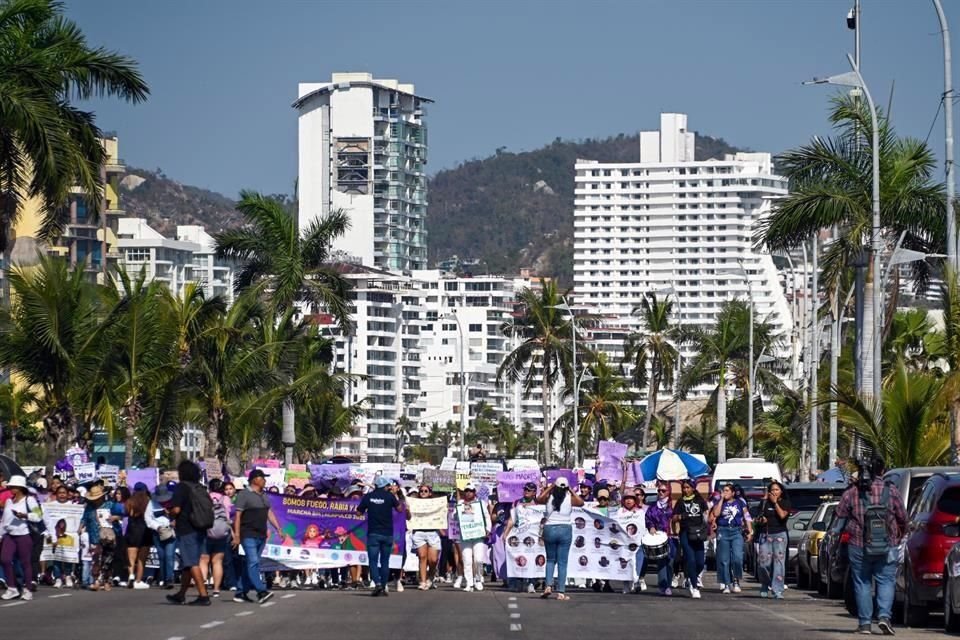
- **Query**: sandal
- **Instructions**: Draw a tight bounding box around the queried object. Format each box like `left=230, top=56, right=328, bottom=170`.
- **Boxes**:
left=556, top=593, right=570, bottom=601
left=540, top=587, right=552, bottom=599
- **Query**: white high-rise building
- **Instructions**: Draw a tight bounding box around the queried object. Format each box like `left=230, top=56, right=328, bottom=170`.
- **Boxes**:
left=295, top=72, right=431, bottom=272
left=573, top=113, right=793, bottom=401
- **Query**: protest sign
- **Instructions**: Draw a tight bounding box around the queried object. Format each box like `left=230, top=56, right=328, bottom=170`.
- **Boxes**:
left=406, top=496, right=448, bottom=530
left=508, top=458, right=540, bottom=472
left=285, top=468, right=311, bottom=490
left=260, top=495, right=405, bottom=570
left=496, top=470, right=541, bottom=502
left=439, top=457, right=458, bottom=471
left=126, top=468, right=158, bottom=492
left=597, top=440, right=628, bottom=482
left=96, top=464, right=119, bottom=485
left=257, top=466, right=286, bottom=490
left=423, top=468, right=456, bottom=494
left=626, top=460, right=645, bottom=487
left=252, top=458, right=282, bottom=468
left=545, top=469, right=578, bottom=489
left=446, top=506, right=461, bottom=542
left=308, top=463, right=353, bottom=494
left=455, top=472, right=471, bottom=490
left=506, top=506, right=635, bottom=582
left=380, top=463, right=402, bottom=479
left=456, top=501, right=489, bottom=541
left=455, top=460, right=471, bottom=473
left=74, top=463, right=96, bottom=483
left=39, top=502, right=84, bottom=563
left=469, top=462, right=501, bottom=485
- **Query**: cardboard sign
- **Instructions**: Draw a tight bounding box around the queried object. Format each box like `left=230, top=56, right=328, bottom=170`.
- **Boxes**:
left=406, top=497, right=449, bottom=529
left=74, top=463, right=96, bottom=483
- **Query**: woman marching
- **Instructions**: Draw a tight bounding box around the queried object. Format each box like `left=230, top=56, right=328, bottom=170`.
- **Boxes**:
left=644, top=482, right=674, bottom=596
left=0, top=475, right=43, bottom=600
left=755, top=480, right=791, bottom=599
left=535, top=477, right=584, bottom=601
left=672, top=478, right=709, bottom=599
left=710, top=482, right=752, bottom=594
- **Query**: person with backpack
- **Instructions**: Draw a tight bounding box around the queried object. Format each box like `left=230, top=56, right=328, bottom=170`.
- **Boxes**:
left=165, top=460, right=213, bottom=606
left=200, top=478, right=232, bottom=598
left=835, top=456, right=907, bottom=635
left=231, top=469, right=283, bottom=605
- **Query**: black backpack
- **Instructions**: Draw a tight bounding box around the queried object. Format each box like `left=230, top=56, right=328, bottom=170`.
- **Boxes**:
left=861, top=485, right=891, bottom=558
left=186, top=482, right=215, bottom=530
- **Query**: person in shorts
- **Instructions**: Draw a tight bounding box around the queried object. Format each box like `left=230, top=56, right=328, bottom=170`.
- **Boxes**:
left=165, top=460, right=210, bottom=606
left=411, top=484, right=444, bottom=590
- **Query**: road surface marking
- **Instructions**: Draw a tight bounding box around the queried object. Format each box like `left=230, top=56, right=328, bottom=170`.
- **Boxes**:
left=282, top=593, right=297, bottom=599
left=508, top=596, right=517, bottom=601
left=235, top=611, right=253, bottom=617
left=200, top=621, right=224, bottom=629
left=511, top=624, right=522, bottom=631
left=166, top=637, right=185, bottom=640
left=508, top=603, right=518, bottom=609
left=261, top=601, right=276, bottom=608
left=741, top=601, right=809, bottom=626
left=49, top=593, right=72, bottom=599
left=1, top=601, right=26, bottom=607
left=510, top=613, right=521, bottom=619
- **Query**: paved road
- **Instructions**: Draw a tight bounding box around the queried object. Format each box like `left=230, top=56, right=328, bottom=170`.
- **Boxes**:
left=0, top=579, right=951, bottom=639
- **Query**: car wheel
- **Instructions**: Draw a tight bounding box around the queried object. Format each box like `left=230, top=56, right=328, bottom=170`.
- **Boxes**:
left=903, top=573, right=930, bottom=628
left=946, top=573, right=960, bottom=632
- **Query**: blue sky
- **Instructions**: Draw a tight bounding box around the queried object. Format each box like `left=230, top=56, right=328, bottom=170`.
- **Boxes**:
left=67, top=1, right=953, bottom=197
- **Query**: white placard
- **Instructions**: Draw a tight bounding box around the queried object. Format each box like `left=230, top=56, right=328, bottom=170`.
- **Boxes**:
left=74, top=463, right=96, bottom=483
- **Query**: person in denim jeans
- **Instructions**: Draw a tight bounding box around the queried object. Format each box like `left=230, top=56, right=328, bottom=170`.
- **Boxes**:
left=536, top=476, right=584, bottom=600
left=673, top=479, right=708, bottom=598
left=357, top=476, right=407, bottom=597
left=231, top=469, right=284, bottom=605
left=146, top=484, right=177, bottom=588
left=645, top=483, right=675, bottom=595
left=755, top=480, right=791, bottom=599
left=711, top=483, right=751, bottom=594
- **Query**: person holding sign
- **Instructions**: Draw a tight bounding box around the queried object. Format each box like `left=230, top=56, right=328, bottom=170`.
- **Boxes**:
left=502, top=481, right=540, bottom=593
left=456, top=482, right=490, bottom=592
left=616, top=491, right=646, bottom=593
left=410, top=484, right=445, bottom=591
left=536, top=476, right=584, bottom=600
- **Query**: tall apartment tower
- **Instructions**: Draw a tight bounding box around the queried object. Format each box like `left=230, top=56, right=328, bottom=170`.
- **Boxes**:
left=574, top=113, right=793, bottom=399
left=295, top=73, right=431, bottom=272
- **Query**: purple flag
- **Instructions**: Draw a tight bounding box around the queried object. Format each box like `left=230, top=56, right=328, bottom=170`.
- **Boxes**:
left=597, top=441, right=628, bottom=483
left=308, top=463, right=353, bottom=493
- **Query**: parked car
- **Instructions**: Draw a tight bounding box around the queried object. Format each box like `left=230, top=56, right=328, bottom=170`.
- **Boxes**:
left=796, top=500, right=838, bottom=590
left=884, top=466, right=960, bottom=514
left=896, top=472, right=960, bottom=627
left=943, top=540, right=960, bottom=631
left=817, top=509, right=849, bottom=600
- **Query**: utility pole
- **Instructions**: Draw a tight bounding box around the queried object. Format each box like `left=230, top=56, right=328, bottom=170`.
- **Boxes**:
left=810, top=235, right=819, bottom=477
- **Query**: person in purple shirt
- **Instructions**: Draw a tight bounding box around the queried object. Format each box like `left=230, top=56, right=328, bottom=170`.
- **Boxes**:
left=645, top=481, right=675, bottom=596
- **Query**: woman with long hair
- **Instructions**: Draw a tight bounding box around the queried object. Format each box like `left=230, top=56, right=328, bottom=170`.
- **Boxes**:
left=199, top=478, right=229, bottom=597
left=672, top=478, right=709, bottom=599
left=535, top=477, right=584, bottom=600
left=0, top=475, right=42, bottom=600
left=79, top=484, right=114, bottom=592
left=645, top=481, right=675, bottom=596
left=145, top=483, right=176, bottom=589
left=755, top=480, right=791, bottom=599
left=710, top=483, right=752, bottom=594
left=124, top=484, right=152, bottom=589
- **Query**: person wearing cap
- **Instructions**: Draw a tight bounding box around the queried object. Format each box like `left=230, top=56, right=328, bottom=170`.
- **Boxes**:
left=617, top=490, right=647, bottom=594
left=578, top=482, right=593, bottom=502
left=231, top=469, right=282, bottom=605
left=455, top=481, right=490, bottom=593
left=165, top=460, right=211, bottom=606
left=357, top=475, right=404, bottom=597
left=146, top=483, right=176, bottom=589
left=0, top=475, right=42, bottom=600
left=536, top=476, right=584, bottom=600
left=411, top=484, right=444, bottom=591
left=502, top=481, right=540, bottom=593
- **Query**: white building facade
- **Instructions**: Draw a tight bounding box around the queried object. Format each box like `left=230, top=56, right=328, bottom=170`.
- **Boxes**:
left=295, top=72, right=430, bottom=272
left=573, top=113, right=793, bottom=402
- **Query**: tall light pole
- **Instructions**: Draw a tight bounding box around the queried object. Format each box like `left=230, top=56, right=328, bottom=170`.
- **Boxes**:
left=933, top=0, right=956, bottom=267
left=444, top=311, right=467, bottom=459
left=810, top=235, right=819, bottom=477
left=805, top=55, right=882, bottom=415
left=735, top=259, right=756, bottom=457
left=550, top=298, right=580, bottom=466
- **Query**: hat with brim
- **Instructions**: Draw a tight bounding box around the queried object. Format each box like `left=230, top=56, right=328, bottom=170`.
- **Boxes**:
left=85, top=485, right=107, bottom=501
left=153, top=486, right=174, bottom=503
left=6, top=475, right=27, bottom=490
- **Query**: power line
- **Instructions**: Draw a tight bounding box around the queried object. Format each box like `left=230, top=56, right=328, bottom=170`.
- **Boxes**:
left=923, top=96, right=945, bottom=147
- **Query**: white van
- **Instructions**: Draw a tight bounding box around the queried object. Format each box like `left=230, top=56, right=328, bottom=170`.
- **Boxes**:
left=712, top=457, right=783, bottom=495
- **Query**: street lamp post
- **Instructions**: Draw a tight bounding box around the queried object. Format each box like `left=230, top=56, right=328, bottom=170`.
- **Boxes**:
left=805, top=54, right=882, bottom=414
left=655, top=285, right=682, bottom=448
left=444, top=311, right=467, bottom=459
left=933, top=0, right=956, bottom=267
left=736, top=259, right=756, bottom=457
left=550, top=298, right=580, bottom=466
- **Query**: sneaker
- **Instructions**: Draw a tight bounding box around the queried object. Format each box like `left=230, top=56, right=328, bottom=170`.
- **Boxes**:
left=622, top=582, right=632, bottom=594
left=382, top=587, right=389, bottom=597
left=671, top=575, right=681, bottom=589
left=21, top=589, right=33, bottom=601
left=233, top=594, right=252, bottom=603
left=396, top=580, right=404, bottom=593
left=127, top=574, right=135, bottom=588
left=662, top=588, right=672, bottom=596
left=857, top=624, right=873, bottom=635
left=773, top=593, right=784, bottom=600
left=1, top=588, right=20, bottom=601
left=430, top=580, right=438, bottom=590
left=53, top=578, right=62, bottom=589
left=732, top=581, right=742, bottom=594
left=638, top=580, right=647, bottom=592
left=371, top=586, right=383, bottom=597
left=760, top=590, right=769, bottom=598
left=691, top=587, right=701, bottom=599
left=257, top=591, right=274, bottom=604
left=166, top=593, right=186, bottom=605
left=133, top=581, right=150, bottom=590
left=418, top=582, right=429, bottom=591
left=527, top=583, right=536, bottom=594
left=453, top=576, right=464, bottom=589
left=877, top=618, right=894, bottom=636
left=117, top=580, right=128, bottom=588
left=211, top=590, right=220, bottom=598
left=475, top=580, right=484, bottom=592
left=188, top=596, right=211, bottom=606
left=463, top=585, right=474, bottom=593
left=721, top=585, right=731, bottom=594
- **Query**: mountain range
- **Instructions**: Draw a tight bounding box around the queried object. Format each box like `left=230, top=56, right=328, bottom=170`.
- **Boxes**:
left=118, top=132, right=742, bottom=284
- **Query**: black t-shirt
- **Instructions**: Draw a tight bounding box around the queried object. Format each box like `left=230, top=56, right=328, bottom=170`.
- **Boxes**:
left=235, top=488, right=271, bottom=539
left=357, top=488, right=399, bottom=537
left=757, top=497, right=791, bottom=534
left=674, top=495, right=708, bottom=529
left=170, top=482, right=200, bottom=536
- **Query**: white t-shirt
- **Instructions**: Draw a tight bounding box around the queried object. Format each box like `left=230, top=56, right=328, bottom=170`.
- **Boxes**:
left=1, top=495, right=42, bottom=536
left=544, top=492, right=573, bottom=525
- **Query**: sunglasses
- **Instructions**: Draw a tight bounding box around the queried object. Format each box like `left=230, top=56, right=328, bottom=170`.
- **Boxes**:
left=597, top=497, right=609, bottom=501
left=658, top=488, right=669, bottom=493
left=419, top=489, right=430, bottom=494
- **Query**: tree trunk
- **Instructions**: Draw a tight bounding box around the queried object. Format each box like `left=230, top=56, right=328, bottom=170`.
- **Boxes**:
left=282, top=397, right=295, bottom=467
left=205, top=408, right=222, bottom=468
left=541, top=374, right=553, bottom=466
left=861, top=263, right=877, bottom=404
left=642, top=369, right=660, bottom=451
left=124, top=420, right=135, bottom=470
left=952, top=403, right=960, bottom=466
left=716, top=370, right=727, bottom=463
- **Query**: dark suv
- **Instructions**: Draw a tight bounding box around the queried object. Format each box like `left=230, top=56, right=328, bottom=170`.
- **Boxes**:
left=897, top=473, right=960, bottom=627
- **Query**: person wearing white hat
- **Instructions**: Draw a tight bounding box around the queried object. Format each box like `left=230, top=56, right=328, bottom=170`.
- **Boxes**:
left=536, top=476, right=584, bottom=600
left=455, top=482, right=490, bottom=592
left=0, top=475, right=43, bottom=601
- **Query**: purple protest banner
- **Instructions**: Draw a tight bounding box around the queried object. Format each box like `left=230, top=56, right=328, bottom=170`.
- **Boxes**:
left=545, top=469, right=578, bottom=488
left=308, top=463, right=353, bottom=494
left=126, top=468, right=158, bottom=492
left=496, top=470, right=541, bottom=502
left=597, top=441, right=628, bottom=482
left=627, top=460, right=645, bottom=486
left=260, top=494, right=406, bottom=570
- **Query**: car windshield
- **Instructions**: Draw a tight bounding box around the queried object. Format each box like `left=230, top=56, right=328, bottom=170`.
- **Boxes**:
left=938, top=487, right=960, bottom=516
left=715, top=478, right=768, bottom=493
left=786, top=488, right=845, bottom=512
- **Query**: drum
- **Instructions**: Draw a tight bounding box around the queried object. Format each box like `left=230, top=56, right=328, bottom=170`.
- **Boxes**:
left=641, top=531, right=670, bottom=560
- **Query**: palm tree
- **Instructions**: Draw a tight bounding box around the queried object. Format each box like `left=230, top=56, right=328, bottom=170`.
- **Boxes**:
left=498, top=280, right=574, bottom=465
left=394, top=415, right=413, bottom=462
left=936, top=267, right=960, bottom=462
left=623, top=293, right=678, bottom=449
left=760, top=94, right=945, bottom=400
left=0, top=382, right=37, bottom=462
left=0, top=0, right=149, bottom=257
left=755, top=391, right=808, bottom=475
left=0, top=256, right=105, bottom=477
left=214, top=191, right=353, bottom=464
left=556, top=352, right=637, bottom=450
